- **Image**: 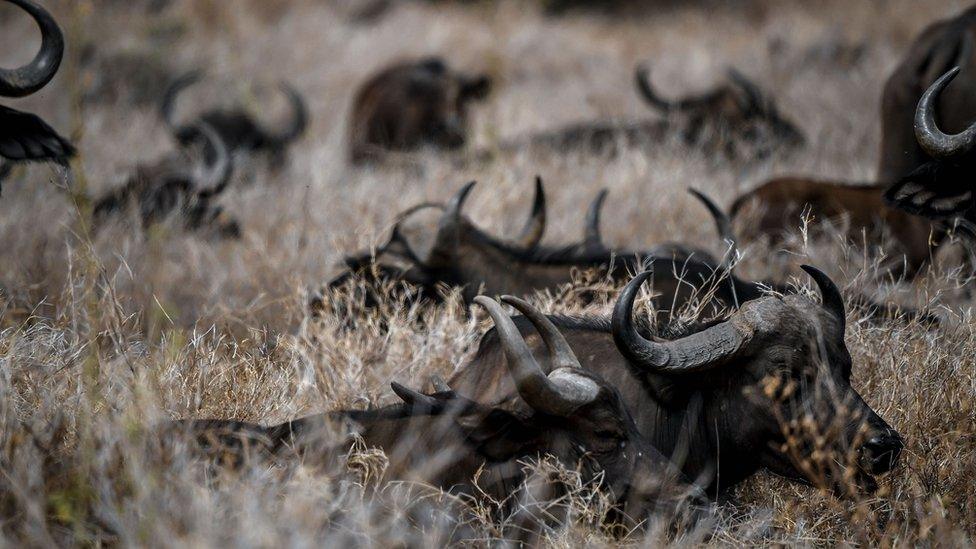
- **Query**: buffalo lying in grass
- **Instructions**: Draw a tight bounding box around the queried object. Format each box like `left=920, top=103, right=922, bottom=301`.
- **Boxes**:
left=172, top=296, right=696, bottom=542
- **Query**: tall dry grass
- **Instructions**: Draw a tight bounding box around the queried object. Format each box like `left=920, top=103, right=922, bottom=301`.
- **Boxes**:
left=1, top=0, right=974, bottom=545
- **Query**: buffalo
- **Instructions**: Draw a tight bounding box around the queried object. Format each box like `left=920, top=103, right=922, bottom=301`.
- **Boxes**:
left=173, top=296, right=695, bottom=541
left=318, top=179, right=752, bottom=321
left=161, top=71, right=308, bottom=169
left=730, top=176, right=938, bottom=278
left=447, top=266, right=904, bottom=497
left=877, top=6, right=975, bottom=186
left=91, top=123, right=240, bottom=237
left=504, top=64, right=804, bottom=162
left=0, top=0, right=75, bottom=192
left=348, top=57, right=492, bottom=165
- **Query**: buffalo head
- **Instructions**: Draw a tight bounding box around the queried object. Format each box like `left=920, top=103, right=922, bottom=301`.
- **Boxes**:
left=161, top=71, right=308, bottom=168
left=613, top=265, right=903, bottom=494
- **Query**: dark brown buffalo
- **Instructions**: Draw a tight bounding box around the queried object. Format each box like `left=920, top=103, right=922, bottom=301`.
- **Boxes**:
left=507, top=65, right=804, bottom=162
left=448, top=266, right=904, bottom=497
left=0, top=0, right=75, bottom=187
left=320, top=179, right=754, bottom=320
left=730, top=176, right=939, bottom=277
left=174, top=297, right=695, bottom=541
left=877, top=6, right=975, bottom=185
left=348, top=57, right=491, bottom=164
left=161, top=71, right=308, bottom=168
left=91, top=123, right=240, bottom=237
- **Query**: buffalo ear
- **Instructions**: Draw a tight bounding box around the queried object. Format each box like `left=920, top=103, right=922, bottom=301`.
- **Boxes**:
left=884, top=164, right=974, bottom=218
left=460, top=75, right=492, bottom=102
left=456, top=409, right=538, bottom=461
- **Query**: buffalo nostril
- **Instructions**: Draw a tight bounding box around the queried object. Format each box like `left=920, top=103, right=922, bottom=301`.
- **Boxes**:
left=861, top=433, right=903, bottom=473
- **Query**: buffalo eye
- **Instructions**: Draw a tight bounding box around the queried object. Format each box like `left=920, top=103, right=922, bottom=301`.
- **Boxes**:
left=594, top=429, right=625, bottom=441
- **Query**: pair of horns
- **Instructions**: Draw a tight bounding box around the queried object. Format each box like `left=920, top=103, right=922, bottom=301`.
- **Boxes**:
left=612, top=265, right=845, bottom=373
left=392, top=296, right=598, bottom=417
left=441, top=178, right=608, bottom=253
left=442, top=179, right=547, bottom=247
left=161, top=71, right=308, bottom=145
left=476, top=296, right=599, bottom=416
left=915, top=67, right=976, bottom=160
left=0, top=0, right=64, bottom=98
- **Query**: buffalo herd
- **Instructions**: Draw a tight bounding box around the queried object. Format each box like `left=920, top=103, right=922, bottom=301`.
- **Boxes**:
left=5, top=0, right=976, bottom=542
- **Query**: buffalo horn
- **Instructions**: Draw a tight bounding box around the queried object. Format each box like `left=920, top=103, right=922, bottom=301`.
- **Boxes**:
left=612, top=271, right=750, bottom=373
left=584, top=188, right=608, bottom=251
left=635, top=63, right=675, bottom=112
left=799, top=265, right=846, bottom=332
left=514, top=176, right=547, bottom=250
left=195, top=123, right=232, bottom=198
left=914, top=67, right=976, bottom=159
left=0, top=0, right=64, bottom=98
left=428, top=181, right=477, bottom=264
left=687, top=188, right=738, bottom=272
left=267, top=82, right=309, bottom=146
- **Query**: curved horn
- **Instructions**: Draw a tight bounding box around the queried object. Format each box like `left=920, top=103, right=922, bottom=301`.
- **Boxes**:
left=501, top=296, right=580, bottom=371
left=160, top=70, right=203, bottom=131
left=914, top=67, right=976, bottom=159
left=514, top=176, right=547, bottom=250
left=391, top=382, right=441, bottom=410
left=688, top=188, right=738, bottom=271
left=266, top=82, right=309, bottom=146
left=635, top=63, right=675, bottom=112
left=0, top=0, right=64, bottom=98
left=612, top=271, right=751, bottom=373
left=377, top=201, right=446, bottom=263
left=428, top=181, right=477, bottom=264
left=727, top=67, right=764, bottom=110
left=474, top=296, right=595, bottom=416
left=194, top=123, right=232, bottom=198
left=584, top=188, right=608, bottom=251
left=800, top=265, right=846, bottom=332
left=379, top=203, right=444, bottom=264
left=444, top=180, right=476, bottom=224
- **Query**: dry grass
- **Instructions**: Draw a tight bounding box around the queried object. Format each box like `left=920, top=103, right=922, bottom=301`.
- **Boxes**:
left=1, top=0, right=975, bottom=545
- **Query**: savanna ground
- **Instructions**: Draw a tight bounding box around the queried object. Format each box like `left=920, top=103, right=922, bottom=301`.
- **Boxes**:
left=1, top=0, right=975, bottom=545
